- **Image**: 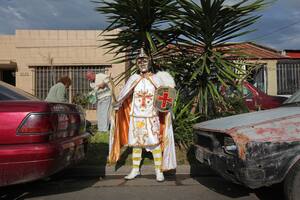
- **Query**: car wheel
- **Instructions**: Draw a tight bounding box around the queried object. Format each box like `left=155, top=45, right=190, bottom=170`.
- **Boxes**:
left=284, top=160, right=300, bottom=200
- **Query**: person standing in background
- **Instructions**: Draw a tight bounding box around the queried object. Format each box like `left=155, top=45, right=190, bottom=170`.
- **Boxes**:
left=45, top=76, right=71, bottom=103
left=89, top=73, right=112, bottom=132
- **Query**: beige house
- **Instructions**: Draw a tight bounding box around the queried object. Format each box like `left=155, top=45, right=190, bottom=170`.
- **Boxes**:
left=0, top=30, right=293, bottom=121
left=0, top=29, right=126, bottom=121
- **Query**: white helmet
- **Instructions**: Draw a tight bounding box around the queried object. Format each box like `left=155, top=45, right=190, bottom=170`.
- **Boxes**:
left=137, top=48, right=148, bottom=59
left=136, top=48, right=150, bottom=73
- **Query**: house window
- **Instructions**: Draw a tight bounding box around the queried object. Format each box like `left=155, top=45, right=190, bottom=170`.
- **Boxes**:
left=277, top=60, right=300, bottom=95
left=33, top=65, right=111, bottom=109
left=246, top=64, right=267, bottom=93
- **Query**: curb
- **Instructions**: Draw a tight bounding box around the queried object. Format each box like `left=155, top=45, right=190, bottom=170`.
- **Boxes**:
left=65, top=164, right=216, bottom=177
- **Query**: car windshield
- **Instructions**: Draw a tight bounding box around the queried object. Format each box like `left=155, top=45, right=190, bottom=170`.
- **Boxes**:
left=0, top=81, right=39, bottom=100
left=283, top=89, right=300, bottom=104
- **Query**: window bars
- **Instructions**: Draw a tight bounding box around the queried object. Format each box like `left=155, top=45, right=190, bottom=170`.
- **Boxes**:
left=34, top=65, right=111, bottom=109
left=277, top=60, right=300, bottom=95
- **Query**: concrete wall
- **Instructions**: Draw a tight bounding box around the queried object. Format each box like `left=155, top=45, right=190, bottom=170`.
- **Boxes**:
left=0, top=35, right=16, bottom=63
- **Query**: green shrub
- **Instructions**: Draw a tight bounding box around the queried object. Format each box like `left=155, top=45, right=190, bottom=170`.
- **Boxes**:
left=172, top=93, right=200, bottom=149
left=72, top=93, right=89, bottom=108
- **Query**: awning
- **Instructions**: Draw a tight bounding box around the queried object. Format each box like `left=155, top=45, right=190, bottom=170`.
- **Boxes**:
left=0, top=60, right=17, bottom=69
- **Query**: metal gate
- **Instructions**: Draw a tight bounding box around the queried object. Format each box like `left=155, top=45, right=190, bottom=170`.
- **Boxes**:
left=277, top=60, right=300, bottom=95
left=34, top=65, right=111, bottom=109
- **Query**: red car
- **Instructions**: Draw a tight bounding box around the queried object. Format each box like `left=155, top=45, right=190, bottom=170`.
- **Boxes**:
left=0, top=81, right=89, bottom=187
left=242, top=81, right=288, bottom=111
left=221, top=81, right=287, bottom=111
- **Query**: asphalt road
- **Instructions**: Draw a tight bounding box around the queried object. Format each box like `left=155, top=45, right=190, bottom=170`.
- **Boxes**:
left=0, top=172, right=284, bottom=200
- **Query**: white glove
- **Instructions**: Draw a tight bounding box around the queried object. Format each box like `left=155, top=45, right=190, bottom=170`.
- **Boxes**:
left=112, top=102, right=120, bottom=110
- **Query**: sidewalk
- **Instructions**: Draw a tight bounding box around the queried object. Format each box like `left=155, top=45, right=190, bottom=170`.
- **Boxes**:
left=67, top=164, right=216, bottom=177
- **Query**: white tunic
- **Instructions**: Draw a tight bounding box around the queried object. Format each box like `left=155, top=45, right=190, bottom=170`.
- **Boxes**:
left=128, top=77, right=160, bottom=147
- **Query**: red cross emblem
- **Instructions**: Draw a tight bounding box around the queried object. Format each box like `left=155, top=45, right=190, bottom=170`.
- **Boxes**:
left=158, top=92, right=173, bottom=109
left=154, top=87, right=176, bottom=112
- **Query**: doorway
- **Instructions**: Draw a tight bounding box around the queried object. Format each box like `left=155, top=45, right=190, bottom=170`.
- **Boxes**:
left=1, top=70, right=16, bottom=86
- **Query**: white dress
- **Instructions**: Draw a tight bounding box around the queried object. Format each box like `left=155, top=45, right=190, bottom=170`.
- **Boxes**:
left=128, top=76, right=160, bottom=147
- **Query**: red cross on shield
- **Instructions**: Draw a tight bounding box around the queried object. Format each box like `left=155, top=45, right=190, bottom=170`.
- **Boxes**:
left=154, top=87, right=176, bottom=112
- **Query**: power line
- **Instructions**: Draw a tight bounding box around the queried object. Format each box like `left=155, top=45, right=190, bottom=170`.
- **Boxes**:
left=249, top=20, right=300, bottom=41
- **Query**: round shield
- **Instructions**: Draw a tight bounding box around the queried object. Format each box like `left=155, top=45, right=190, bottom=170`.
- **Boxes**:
left=154, top=86, right=176, bottom=112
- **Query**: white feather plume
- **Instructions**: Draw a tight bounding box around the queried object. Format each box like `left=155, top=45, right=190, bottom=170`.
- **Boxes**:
left=156, top=71, right=176, bottom=88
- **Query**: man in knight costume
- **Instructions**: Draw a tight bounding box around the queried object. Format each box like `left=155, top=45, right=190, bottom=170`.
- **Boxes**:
left=108, top=48, right=177, bottom=182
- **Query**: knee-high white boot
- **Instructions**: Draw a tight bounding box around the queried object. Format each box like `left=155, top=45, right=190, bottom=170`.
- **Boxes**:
left=152, top=145, right=164, bottom=182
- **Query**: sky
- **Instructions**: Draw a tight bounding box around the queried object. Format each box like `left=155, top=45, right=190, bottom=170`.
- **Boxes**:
left=0, top=0, right=299, bottom=51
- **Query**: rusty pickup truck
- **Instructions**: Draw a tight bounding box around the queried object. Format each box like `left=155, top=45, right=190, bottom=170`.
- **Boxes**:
left=193, top=91, right=300, bottom=200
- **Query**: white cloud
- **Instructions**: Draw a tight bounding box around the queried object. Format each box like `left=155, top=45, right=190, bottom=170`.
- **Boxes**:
left=44, top=1, right=59, bottom=17
left=7, top=6, right=24, bottom=20
left=0, top=0, right=298, bottom=50
left=0, top=0, right=108, bottom=33
left=0, top=6, right=24, bottom=20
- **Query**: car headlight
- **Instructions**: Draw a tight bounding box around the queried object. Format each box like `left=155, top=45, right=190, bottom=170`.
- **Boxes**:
left=223, top=136, right=237, bottom=155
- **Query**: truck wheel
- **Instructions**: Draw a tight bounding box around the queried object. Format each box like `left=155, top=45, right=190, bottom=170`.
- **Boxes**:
left=284, top=160, right=300, bottom=200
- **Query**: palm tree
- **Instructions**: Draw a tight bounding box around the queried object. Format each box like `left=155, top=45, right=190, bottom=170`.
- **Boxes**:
left=171, top=0, right=269, bottom=116
left=95, top=0, right=269, bottom=116
left=94, top=0, right=179, bottom=64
